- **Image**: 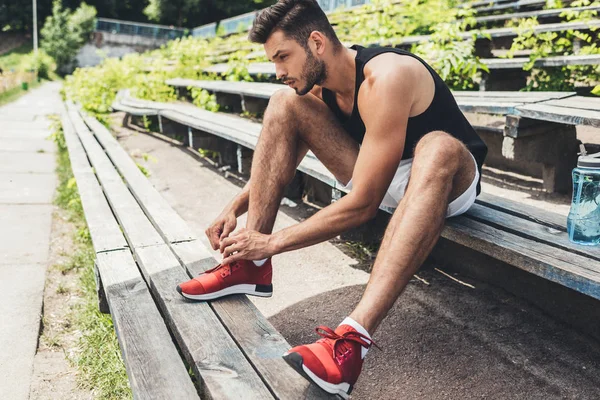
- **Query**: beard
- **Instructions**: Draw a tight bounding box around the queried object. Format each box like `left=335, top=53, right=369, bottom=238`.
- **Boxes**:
left=295, top=49, right=327, bottom=95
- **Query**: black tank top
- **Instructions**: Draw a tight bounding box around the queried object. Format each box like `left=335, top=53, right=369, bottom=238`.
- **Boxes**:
left=322, top=45, right=488, bottom=195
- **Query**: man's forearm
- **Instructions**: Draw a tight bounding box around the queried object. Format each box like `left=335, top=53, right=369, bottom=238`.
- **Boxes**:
left=271, top=193, right=376, bottom=254
left=223, top=181, right=250, bottom=217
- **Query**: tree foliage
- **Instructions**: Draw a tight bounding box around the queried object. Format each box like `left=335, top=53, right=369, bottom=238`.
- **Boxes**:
left=40, top=0, right=96, bottom=72
left=143, top=0, right=275, bottom=27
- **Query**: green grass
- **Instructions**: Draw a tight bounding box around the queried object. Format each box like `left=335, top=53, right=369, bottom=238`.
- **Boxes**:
left=51, top=117, right=132, bottom=399
left=0, top=78, right=42, bottom=107
left=0, top=43, right=33, bottom=71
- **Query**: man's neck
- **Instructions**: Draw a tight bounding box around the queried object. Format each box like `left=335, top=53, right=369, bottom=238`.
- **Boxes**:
left=321, top=47, right=357, bottom=97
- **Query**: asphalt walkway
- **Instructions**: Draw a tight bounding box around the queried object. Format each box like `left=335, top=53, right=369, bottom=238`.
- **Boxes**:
left=0, top=82, right=61, bottom=400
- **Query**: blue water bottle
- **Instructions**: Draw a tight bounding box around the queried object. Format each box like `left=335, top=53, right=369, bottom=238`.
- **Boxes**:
left=567, top=145, right=600, bottom=246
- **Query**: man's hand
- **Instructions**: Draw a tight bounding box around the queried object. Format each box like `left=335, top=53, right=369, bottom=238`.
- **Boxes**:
left=205, top=212, right=237, bottom=250
left=219, top=228, right=277, bottom=265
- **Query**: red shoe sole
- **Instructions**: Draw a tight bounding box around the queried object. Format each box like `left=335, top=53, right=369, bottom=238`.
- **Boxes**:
left=176, top=283, right=272, bottom=301
left=282, top=351, right=352, bottom=399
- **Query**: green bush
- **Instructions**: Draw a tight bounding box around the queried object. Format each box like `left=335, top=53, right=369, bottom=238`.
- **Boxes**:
left=20, top=50, right=57, bottom=80
left=41, top=0, right=97, bottom=73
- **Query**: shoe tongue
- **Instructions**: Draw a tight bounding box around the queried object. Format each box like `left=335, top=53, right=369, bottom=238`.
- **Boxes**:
left=335, top=324, right=358, bottom=336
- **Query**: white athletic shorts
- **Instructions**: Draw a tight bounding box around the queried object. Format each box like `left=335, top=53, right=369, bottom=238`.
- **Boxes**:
left=337, top=153, right=480, bottom=218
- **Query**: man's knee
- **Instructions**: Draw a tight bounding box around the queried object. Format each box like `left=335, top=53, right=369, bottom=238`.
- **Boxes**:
left=414, top=131, right=467, bottom=177
left=266, top=88, right=300, bottom=117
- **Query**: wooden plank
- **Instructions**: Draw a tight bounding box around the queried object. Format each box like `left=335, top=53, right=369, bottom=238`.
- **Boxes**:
left=70, top=107, right=279, bottom=398
left=96, top=250, right=201, bottom=399
left=60, top=112, right=92, bottom=174
left=82, top=113, right=195, bottom=244
left=442, top=217, right=600, bottom=300
left=167, top=78, right=282, bottom=100
left=111, top=102, right=159, bottom=116
left=483, top=54, right=600, bottom=70
left=70, top=107, right=277, bottom=398
left=465, top=203, right=600, bottom=262
left=540, top=96, right=600, bottom=111
left=474, top=5, right=600, bottom=24
left=515, top=103, right=600, bottom=127
left=456, top=101, right=520, bottom=115
left=132, top=244, right=275, bottom=399
left=476, top=192, right=567, bottom=229
left=452, top=91, right=574, bottom=99
left=61, top=113, right=128, bottom=253
left=171, top=241, right=334, bottom=400
left=119, top=93, right=340, bottom=189
left=66, top=105, right=165, bottom=248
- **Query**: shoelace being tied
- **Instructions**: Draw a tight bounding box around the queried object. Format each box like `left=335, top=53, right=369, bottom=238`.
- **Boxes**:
left=315, top=326, right=381, bottom=363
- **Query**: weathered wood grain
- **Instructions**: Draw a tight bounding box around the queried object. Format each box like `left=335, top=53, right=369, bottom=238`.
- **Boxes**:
left=171, top=240, right=335, bottom=400
left=61, top=112, right=128, bottom=252
left=133, top=244, right=275, bottom=399
left=96, top=250, right=201, bottom=399
left=465, top=203, right=600, bottom=262
left=70, top=108, right=279, bottom=399
left=67, top=105, right=164, bottom=248
left=443, top=217, right=600, bottom=300
left=515, top=103, right=600, bottom=127
left=476, top=193, right=567, bottom=229
left=82, top=113, right=195, bottom=244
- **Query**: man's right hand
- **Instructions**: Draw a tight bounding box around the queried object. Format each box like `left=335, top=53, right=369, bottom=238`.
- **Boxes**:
left=206, top=212, right=238, bottom=251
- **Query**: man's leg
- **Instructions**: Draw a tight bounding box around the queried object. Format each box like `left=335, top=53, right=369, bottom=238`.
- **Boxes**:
left=246, top=89, right=360, bottom=234
left=349, top=130, right=477, bottom=335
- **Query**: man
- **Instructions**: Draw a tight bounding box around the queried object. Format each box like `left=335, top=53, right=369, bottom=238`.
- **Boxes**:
left=177, top=0, right=487, bottom=397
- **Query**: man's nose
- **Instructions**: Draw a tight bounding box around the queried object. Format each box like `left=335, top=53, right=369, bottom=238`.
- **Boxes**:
left=275, top=64, right=286, bottom=81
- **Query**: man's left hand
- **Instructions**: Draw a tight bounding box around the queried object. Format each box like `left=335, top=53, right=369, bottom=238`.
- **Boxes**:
left=219, top=228, right=277, bottom=265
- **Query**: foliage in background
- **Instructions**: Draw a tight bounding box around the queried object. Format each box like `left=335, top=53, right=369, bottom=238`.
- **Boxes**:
left=502, top=4, right=600, bottom=92
left=191, top=88, right=220, bottom=111
left=65, top=0, right=600, bottom=115
left=143, top=0, right=275, bottom=27
left=41, top=0, right=97, bottom=73
left=50, top=117, right=131, bottom=399
left=20, top=49, right=57, bottom=79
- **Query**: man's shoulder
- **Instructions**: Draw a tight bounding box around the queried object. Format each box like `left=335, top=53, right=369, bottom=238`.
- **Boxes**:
left=363, top=52, right=422, bottom=84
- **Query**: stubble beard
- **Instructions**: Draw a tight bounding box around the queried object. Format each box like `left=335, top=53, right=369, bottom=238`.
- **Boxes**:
left=295, top=49, right=327, bottom=96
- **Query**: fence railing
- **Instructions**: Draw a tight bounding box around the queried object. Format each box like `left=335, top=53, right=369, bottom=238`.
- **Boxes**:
left=192, top=0, right=371, bottom=39
left=95, top=18, right=186, bottom=40
left=0, top=70, right=37, bottom=94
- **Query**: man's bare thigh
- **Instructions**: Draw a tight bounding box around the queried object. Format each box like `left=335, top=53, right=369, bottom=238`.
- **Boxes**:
left=272, top=89, right=360, bottom=185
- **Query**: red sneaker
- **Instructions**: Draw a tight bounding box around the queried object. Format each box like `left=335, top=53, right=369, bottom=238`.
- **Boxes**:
left=176, top=259, right=272, bottom=300
left=283, top=325, right=378, bottom=399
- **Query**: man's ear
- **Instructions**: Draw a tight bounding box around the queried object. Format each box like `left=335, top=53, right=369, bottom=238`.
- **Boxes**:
left=309, top=31, right=326, bottom=55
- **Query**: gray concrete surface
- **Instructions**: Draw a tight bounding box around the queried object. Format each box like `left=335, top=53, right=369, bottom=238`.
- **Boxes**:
left=118, top=126, right=600, bottom=399
left=0, top=82, right=61, bottom=400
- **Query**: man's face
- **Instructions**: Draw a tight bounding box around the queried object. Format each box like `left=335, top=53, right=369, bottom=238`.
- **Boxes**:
left=265, top=30, right=327, bottom=95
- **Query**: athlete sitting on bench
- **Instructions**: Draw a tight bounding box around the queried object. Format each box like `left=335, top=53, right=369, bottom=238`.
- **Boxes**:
left=177, top=0, right=487, bottom=397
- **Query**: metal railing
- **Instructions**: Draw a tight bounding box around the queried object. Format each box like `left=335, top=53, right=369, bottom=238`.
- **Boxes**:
left=193, top=0, right=371, bottom=39
left=192, top=22, right=217, bottom=38
left=95, top=18, right=186, bottom=40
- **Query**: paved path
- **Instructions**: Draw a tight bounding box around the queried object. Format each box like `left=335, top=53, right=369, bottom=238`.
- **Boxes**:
left=117, top=125, right=600, bottom=399
left=0, top=82, right=61, bottom=400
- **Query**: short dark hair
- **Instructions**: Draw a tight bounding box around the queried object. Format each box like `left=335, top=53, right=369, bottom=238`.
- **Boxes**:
left=248, top=0, right=341, bottom=50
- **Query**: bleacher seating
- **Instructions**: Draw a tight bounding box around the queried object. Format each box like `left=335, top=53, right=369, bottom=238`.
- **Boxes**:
left=62, top=100, right=332, bottom=399
left=110, top=89, right=600, bottom=345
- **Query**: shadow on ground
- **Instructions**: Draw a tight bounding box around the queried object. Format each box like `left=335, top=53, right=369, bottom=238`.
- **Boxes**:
left=269, top=267, right=600, bottom=400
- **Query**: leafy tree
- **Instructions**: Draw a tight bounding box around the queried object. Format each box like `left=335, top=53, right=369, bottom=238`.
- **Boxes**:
left=143, top=0, right=275, bottom=28
left=40, top=0, right=97, bottom=72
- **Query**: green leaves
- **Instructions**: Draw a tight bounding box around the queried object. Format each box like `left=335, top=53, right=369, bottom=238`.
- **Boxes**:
left=40, top=0, right=97, bottom=73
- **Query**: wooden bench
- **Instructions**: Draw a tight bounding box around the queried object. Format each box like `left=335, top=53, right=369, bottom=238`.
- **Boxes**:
left=164, top=78, right=590, bottom=192
left=205, top=52, right=600, bottom=92
left=110, top=89, right=600, bottom=342
left=61, top=100, right=332, bottom=399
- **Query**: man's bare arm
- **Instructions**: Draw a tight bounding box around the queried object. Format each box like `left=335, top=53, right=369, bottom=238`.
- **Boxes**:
left=205, top=140, right=310, bottom=249
left=217, top=65, right=418, bottom=261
